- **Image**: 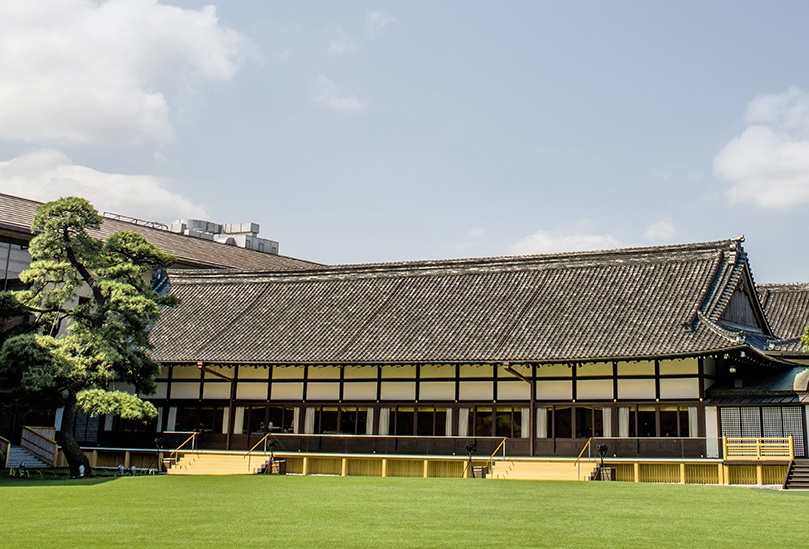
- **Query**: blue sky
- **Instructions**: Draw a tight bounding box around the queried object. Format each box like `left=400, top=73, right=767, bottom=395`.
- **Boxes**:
left=1, top=1, right=809, bottom=282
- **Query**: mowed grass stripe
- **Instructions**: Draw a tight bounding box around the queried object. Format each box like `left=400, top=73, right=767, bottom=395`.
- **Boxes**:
left=1, top=475, right=807, bottom=548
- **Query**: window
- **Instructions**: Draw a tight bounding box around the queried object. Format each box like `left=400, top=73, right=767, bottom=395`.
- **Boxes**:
left=720, top=406, right=805, bottom=457
left=554, top=407, right=572, bottom=439
left=574, top=407, right=604, bottom=438
left=416, top=407, right=447, bottom=436
left=392, top=407, right=415, bottom=436
left=174, top=406, right=224, bottom=432
left=637, top=407, right=656, bottom=437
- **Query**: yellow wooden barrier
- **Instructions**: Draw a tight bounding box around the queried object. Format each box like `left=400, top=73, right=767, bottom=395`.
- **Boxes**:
left=723, top=436, right=794, bottom=461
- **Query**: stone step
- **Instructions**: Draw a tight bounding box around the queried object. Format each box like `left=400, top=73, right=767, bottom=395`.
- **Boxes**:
left=6, top=445, right=50, bottom=469
left=167, top=453, right=269, bottom=475
left=489, top=460, right=595, bottom=481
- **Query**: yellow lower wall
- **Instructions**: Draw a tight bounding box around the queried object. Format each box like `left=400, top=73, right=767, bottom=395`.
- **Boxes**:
left=56, top=449, right=789, bottom=485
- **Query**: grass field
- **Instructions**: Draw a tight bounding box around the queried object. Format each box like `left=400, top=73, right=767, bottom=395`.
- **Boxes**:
left=1, top=474, right=807, bottom=548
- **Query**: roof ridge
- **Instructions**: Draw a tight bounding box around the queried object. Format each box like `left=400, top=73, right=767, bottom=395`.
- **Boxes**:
left=168, top=237, right=744, bottom=283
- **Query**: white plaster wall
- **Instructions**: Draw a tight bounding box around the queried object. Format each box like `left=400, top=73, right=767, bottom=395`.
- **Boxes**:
left=270, top=382, right=303, bottom=400
left=236, top=383, right=267, bottom=400
left=419, top=381, right=455, bottom=400
left=458, top=381, right=492, bottom=401
left=536, top=380, right=572, bottom=400
left=617, top=379, right=655, bottom=400
left=380, top=382, right=416, bottom=400
left=659, top=378, right=700, bottom=399
left=497, top=381, right=529, bottom=400
left=170, top=382, right=200, bottom=399
left=342, top=382, right=377, bottom=400
left=576, top=379, right=613, bottom=400
left=306, top=382, right=340, bottom=400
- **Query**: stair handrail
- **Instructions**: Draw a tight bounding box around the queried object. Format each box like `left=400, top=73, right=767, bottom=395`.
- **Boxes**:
left=487, top=437, right=508, bottom=471
left=168, top=432, right=199, bottom=463
left=21, top=426, right=58, bottom=466
left=573, top=437, right=595, bottom=480
left=0, top=434, right=10, bottom=468
left=245, top=433, right=273, bottom=473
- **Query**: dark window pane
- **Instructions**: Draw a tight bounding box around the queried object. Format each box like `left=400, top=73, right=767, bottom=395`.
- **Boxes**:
left=679, top=410, right=689, bottom=437
left=475, top=407, right=493, bottom=436
left=638, top=408, right=656, bottom=437
left=394, top=408, right=414, bottom=436
left=659, top=409, right=678, bottom=437
left=416, top=409, right=434, bottom=436
left=317, top=408, right=338, bottom=434
left=174, top=407, right=197, bottom=432
left=434, top=410, right=447, bottom=436
left=593, top=408, right=603, bottom=437
left=575, top=408, right=592, bottom=438
left=246, top=407, right=266, bottom=434
left=554, top=407, right=572, bottom=439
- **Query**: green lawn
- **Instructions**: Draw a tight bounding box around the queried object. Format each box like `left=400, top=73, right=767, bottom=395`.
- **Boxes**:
left=1, top=474, right=807, bottom=548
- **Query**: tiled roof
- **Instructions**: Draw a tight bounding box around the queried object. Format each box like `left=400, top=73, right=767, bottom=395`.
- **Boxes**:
left=757, top=283, right=809, bottom=353
left=150, top=237, right=767, bottom=365
left=0, top=192, right=320, bottom=271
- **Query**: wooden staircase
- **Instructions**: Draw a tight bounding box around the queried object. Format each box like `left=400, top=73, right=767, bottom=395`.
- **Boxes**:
left=488, top=459, right=599, bottom=481
left=783, top=460, right=809, bottom=490
left=167, top=452, right=270, bottom=475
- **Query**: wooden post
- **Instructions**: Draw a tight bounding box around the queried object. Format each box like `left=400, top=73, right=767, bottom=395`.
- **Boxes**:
left=302, top=457, right=309, bottom=476
left=717, top=463, right=724, bottom=485
left=423, top=459, right=429, bottom=479
left=722, top=436, right=728, bottom=460
left=756, top=465, right=763, bottom=486
left=381, top=459, right=388, bottom=478
left=341, top=458, right=348, bottom=477
left=124, top=451, right=131, bottom=469
left=679, top=463, right=686, bottom=484
left=633, top=462, right=640, bottom=483
left=723, top=464, right=730, bottom=485
left=91, top=450, right=98, bottom=467
left=789, top=435, right=795, bottom=461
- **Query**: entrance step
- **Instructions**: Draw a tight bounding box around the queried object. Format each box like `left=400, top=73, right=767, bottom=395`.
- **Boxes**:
left=783, top=460, right=809, bottom=490
left=167, top=452, right=270, bottom=475
left=489, top=459, right=598, bottom=481
left=6, top=445, right=50, bottom=469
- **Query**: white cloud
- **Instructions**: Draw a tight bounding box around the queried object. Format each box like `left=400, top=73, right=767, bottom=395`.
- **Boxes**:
left=365, top=10, right=396, bottom=35
left=0, top=0, right=247, bottom=144
left=643, top=217, right=677, bottom=241
left=468, top=227, right=485, bottom=239
left=309, top=75, right=367, bottom=112
left=507, top=230, right=623, bottom=256
left=714, top=87, right=809, bottom=209
left=326, top=27, right=357, bottom=57
left=0, top=149, right=209, bottom=222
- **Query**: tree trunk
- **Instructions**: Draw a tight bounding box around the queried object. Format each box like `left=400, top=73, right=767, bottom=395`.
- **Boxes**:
left=59, top=396, right=91, bottom=477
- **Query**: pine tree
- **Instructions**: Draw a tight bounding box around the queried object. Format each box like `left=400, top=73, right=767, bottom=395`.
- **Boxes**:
left=0, top=197, right=177, bottom=475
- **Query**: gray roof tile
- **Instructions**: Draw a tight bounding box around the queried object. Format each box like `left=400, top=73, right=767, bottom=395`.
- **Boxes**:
left=150, top=238, right=762, bottom=364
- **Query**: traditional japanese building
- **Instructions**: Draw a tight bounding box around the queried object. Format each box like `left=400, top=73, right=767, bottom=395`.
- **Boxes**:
left=3, top=190, right=809, bottom=462
left=94, top=236, right=808, bottom=459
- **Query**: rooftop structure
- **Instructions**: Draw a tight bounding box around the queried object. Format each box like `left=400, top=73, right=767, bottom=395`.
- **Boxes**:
left=0, top=193, right=320, bottom=272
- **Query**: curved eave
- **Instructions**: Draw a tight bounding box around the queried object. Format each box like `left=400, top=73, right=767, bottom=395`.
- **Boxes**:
left=152, top=344, right=777, bottom=369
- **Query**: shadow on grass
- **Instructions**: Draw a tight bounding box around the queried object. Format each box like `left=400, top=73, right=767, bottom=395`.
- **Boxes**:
left=0, top=468, right=134, bottom=487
